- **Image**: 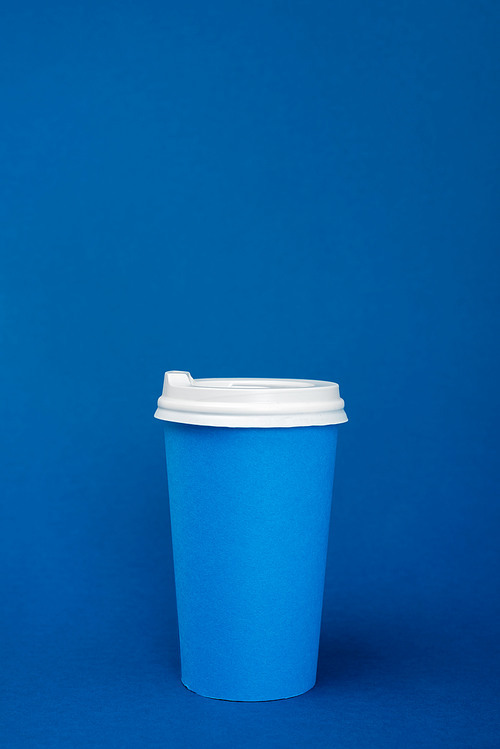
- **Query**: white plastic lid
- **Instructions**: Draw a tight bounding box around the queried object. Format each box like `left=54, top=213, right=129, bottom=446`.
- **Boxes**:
left=154, top=371, right=348, bottom=428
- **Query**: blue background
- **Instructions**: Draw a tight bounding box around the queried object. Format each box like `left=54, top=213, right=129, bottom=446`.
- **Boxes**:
left=1, top=1, right=499, bottom=746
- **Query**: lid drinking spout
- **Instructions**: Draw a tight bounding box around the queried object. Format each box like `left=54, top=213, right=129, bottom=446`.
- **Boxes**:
left=164, top=371, right=194, bottom=388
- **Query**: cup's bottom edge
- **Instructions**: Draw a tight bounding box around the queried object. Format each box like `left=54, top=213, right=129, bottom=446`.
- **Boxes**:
left=181, top=679, right=316, bottom=702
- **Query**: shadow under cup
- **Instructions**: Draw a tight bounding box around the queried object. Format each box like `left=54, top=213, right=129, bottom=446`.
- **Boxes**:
left=163, top=421, right=339, bottom=702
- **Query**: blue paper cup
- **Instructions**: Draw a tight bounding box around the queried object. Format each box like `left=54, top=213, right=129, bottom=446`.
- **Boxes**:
left=155, top=372, right=347, bottom=701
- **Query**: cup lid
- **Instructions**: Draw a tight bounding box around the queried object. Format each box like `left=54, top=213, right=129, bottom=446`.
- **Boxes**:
left=154, top=371, right=348, bottom=428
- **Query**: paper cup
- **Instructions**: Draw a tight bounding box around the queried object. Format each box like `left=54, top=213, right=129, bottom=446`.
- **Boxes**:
left=155, top=372, right=347, bottom=701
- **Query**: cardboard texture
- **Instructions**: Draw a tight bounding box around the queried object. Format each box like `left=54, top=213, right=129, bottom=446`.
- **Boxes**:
left=163, top=422, right=338, bottom=701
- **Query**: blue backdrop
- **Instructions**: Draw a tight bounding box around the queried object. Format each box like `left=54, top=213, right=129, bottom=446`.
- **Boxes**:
left=1, top=1, right=499, bottom=747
